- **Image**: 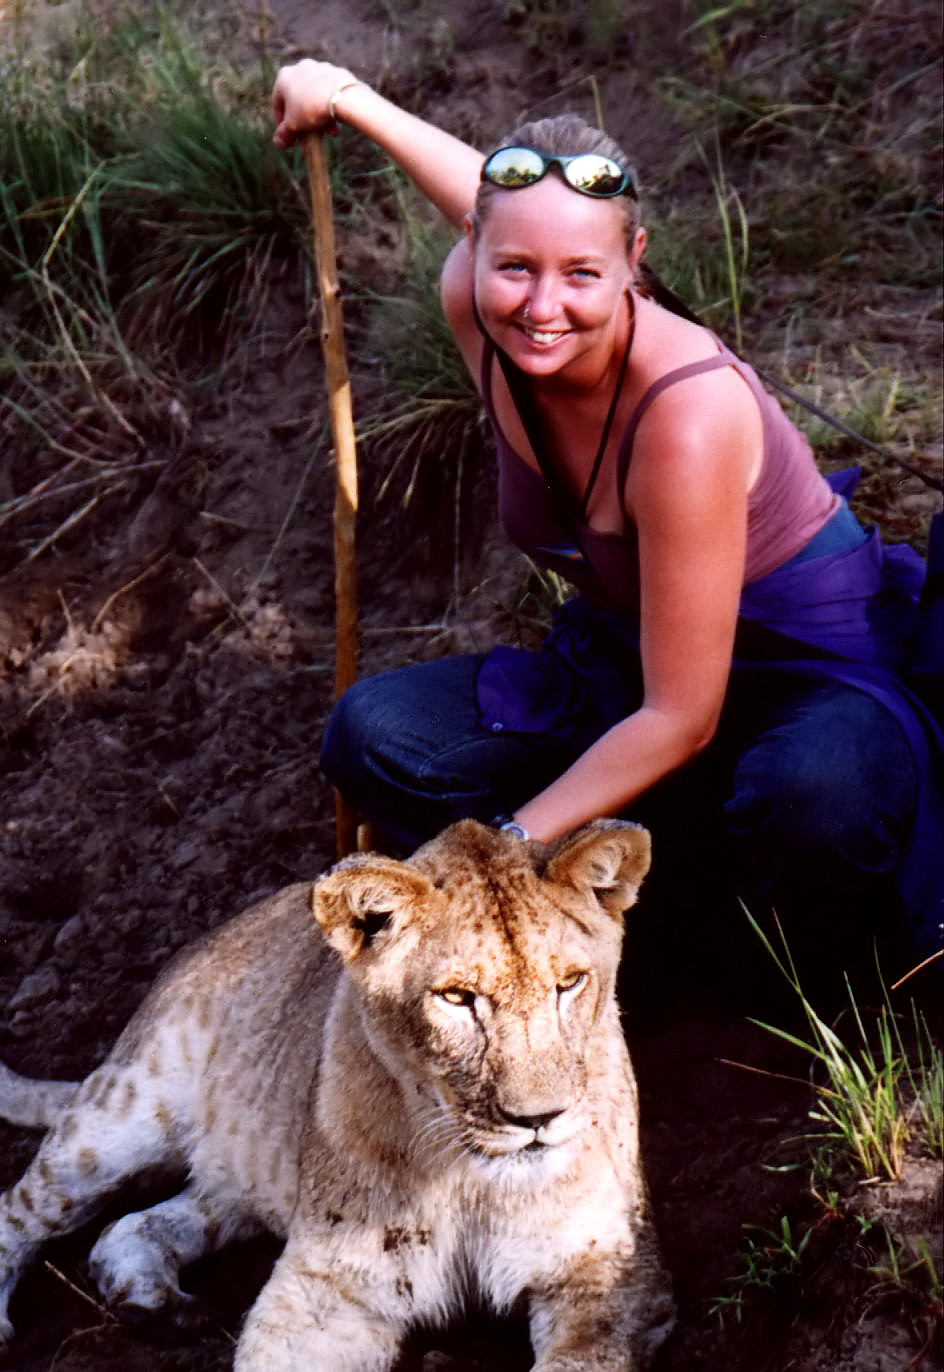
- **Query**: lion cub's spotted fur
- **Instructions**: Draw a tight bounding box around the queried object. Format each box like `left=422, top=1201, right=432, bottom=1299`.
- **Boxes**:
left=0, top=820, right=674, bottom=1370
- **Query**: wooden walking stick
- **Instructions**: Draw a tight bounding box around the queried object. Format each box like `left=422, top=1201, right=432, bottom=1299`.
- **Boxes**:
left=303, top=131, right=360, bottom=857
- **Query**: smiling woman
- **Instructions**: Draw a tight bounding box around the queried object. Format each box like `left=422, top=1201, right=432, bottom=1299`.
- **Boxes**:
left=464, top=173, right=638, bottom=386
left=272, top=59, right=942, bottom=971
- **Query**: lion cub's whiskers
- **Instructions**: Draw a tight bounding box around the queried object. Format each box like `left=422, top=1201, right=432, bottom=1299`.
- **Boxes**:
left=410, top=1107, right=467, bottom=1166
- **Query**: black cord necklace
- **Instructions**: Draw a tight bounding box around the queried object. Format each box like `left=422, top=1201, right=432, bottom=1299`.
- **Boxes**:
left=491, top=290, right=636, bottom=527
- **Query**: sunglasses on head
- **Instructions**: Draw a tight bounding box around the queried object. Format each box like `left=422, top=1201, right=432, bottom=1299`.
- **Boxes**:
left=481, top=145, right=637, bottom=201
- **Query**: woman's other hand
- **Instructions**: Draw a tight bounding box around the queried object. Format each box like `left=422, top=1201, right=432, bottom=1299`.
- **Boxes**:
left=272, top=59, right=359, bottom=148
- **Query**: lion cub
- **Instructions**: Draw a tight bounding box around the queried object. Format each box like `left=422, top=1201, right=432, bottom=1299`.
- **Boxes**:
left=0, top=819, right=674, bottom=1370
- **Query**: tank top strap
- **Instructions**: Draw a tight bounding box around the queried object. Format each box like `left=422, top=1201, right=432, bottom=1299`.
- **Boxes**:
left=480, top=332, right=497, bottom=408
left=615, top=349, right=736, bottom=495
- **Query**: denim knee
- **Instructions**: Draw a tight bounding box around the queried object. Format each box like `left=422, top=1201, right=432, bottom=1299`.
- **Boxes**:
left=320, top=668, right=460, bottom=850
left=319, top=655, right=574, bottom=851
left=320, top=659, right=488, bottom=841
left=724, top=686, right=917, bottom=896
left=320, top=674, right=387, bottom=795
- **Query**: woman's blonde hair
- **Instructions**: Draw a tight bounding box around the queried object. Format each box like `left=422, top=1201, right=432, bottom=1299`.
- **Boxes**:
left=474, top=113, right=642, bottom=244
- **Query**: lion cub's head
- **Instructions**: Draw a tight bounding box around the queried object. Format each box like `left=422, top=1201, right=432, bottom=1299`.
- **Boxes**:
left=311, top=820, right=650, bottom=1169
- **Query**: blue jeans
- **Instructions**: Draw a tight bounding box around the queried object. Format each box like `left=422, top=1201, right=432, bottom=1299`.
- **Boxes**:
left=322, top=654, right=566, bottom=850
left=320, top=651, right=917, bottom=933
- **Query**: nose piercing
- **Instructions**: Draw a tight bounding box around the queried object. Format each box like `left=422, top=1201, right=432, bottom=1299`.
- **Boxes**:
left=521, top=303, right=531, bottom=320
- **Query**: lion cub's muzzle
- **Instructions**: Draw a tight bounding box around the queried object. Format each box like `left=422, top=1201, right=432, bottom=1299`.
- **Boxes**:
left=470, top=1101, right=583, bottom=1157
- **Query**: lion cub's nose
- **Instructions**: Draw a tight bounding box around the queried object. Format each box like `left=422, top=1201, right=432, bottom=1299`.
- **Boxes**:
left=497, top=1105, right=565, bottom=1132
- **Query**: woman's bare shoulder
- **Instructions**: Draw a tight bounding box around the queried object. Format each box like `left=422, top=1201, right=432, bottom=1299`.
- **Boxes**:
left=627, top=301, right=764, bottom=495
left=635, top=301, right=755, bottom=414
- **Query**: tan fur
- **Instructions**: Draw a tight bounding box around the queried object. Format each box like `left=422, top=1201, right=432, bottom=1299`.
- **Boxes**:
left=0, top=819, right=674, bottom=1370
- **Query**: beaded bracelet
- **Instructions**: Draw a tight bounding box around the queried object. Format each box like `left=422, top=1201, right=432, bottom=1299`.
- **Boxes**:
left=328, top=78, right=364, bottom=124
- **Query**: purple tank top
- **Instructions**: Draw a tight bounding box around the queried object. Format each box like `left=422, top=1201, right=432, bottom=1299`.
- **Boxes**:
left=481, top=334, right=839, bottom=612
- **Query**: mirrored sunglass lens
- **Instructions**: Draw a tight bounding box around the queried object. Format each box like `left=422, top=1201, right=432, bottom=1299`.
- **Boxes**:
left=565, top=155, right=625, bottom=196
left=485, top=148, right=545, bottom=186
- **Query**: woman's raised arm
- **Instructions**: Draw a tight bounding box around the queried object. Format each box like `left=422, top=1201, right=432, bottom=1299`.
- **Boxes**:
left=272, top=59, right=484, bottom=230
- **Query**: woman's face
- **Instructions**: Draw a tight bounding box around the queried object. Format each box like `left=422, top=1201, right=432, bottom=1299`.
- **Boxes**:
left=470, top=176, right=644, bottom=384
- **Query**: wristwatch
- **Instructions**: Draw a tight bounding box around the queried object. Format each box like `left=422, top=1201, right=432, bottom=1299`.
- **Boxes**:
left=492, top=815, right=530, bottom=842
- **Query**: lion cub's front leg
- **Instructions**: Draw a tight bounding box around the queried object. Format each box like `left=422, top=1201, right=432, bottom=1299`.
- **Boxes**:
left=234, top=1243, right=404, bottom=1372
left=528, top=1247, right=677, bottom=1372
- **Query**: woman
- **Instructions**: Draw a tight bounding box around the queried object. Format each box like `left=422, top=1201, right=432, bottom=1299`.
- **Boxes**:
left=272, top=61, right=941, bottom=965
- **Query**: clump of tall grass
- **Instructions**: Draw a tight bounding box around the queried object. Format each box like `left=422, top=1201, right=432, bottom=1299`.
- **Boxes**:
left=745, top=908, right=943, bottom=1184
left=709, top=912, right=943, bottom=1337
left=2, top=10, right=309, bottom=349
left=0, top=5, right=313, bottom=569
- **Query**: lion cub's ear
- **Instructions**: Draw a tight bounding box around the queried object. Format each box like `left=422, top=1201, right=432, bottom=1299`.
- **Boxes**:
left=544, top=821, right=651, bottom=924
left=312, top=855, right=436, bottom=961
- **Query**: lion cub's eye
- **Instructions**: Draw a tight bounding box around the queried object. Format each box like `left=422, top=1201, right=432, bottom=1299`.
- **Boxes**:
left=436, top=987, right=477, bottom=1010
left=557, top=971, right=588, bottom=996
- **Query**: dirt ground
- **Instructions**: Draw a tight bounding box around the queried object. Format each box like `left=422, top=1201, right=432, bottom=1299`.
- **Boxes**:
left=1, top=1, right=941, bottom=1369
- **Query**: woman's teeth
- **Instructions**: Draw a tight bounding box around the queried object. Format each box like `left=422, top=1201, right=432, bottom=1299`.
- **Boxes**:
left=523, top=326, right=564, bottom=345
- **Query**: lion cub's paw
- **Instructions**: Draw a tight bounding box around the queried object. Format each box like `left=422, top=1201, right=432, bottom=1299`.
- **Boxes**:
left=112, top=1292, right=216, bottom=1343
